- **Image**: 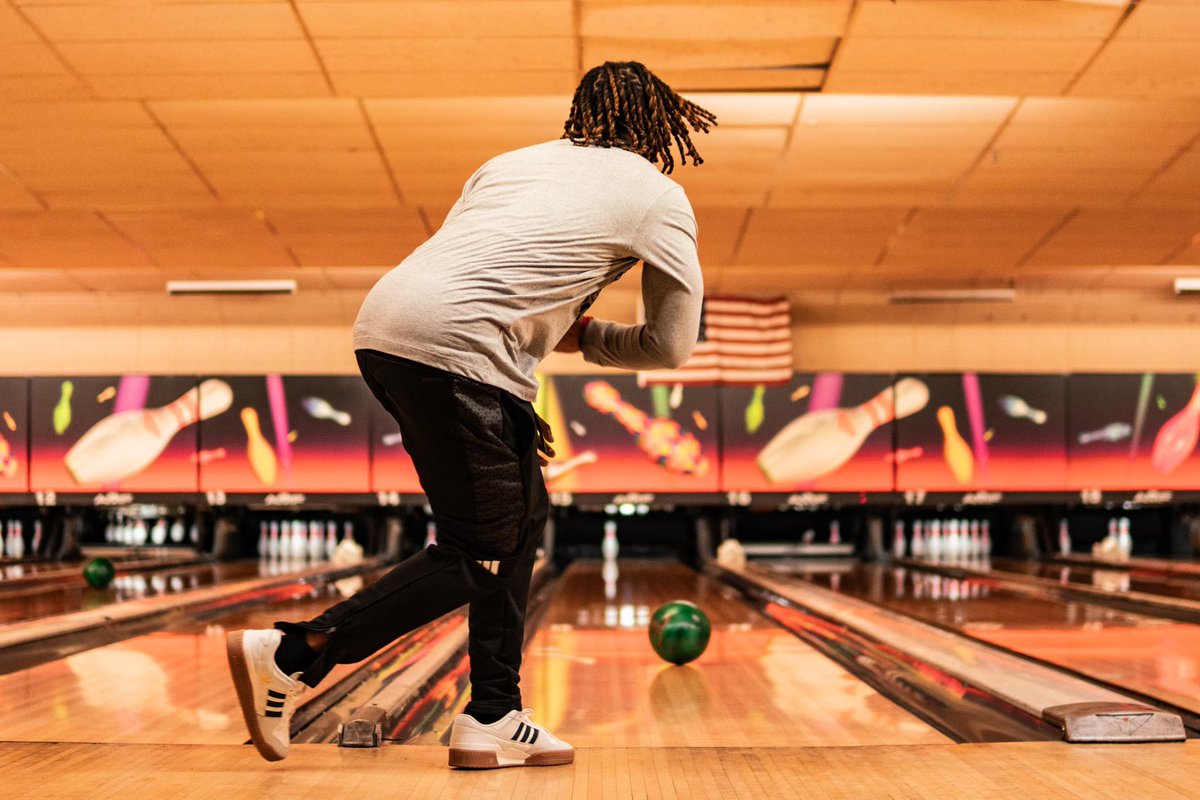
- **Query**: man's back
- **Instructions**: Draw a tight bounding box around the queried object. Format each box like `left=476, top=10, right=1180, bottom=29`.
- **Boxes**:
left=354, top=138, right=702, bottom=401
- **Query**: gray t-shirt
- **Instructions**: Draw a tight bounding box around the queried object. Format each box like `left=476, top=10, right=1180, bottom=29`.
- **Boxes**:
left=353, top=139, right=704, bottom=402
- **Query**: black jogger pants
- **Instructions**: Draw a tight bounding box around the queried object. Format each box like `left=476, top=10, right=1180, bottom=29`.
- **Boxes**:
left=276, top=348, right=549, bottom=719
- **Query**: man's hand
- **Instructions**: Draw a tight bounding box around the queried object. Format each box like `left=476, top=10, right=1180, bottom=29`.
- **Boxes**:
left=536, top=414, right=555, bottom=466
left=553, top=316, right=591, bottom=354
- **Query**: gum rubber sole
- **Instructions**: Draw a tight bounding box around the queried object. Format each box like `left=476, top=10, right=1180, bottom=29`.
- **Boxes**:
left=226, top=631, right=287, bottom=763
left=448, top=748, right=575, bottom=769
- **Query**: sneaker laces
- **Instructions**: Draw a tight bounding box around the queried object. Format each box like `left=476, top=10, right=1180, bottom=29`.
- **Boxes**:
left=514, top=708, right=535, bottom=724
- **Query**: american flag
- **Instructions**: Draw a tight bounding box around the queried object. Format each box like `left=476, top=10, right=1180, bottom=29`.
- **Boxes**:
left=637, top=295, right=793, bottom=386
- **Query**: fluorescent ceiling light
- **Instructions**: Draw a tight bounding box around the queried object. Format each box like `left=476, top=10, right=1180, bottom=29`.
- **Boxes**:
left=167, top=279, right=297, bottom=295
left=1174, top=278, right=1200, bottom=295
left=889, top=289, right=1016, bottom=305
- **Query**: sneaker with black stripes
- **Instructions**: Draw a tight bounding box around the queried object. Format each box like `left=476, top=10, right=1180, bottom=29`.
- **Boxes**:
left=448, top=708, right=574, bottom=769
left=225, top=629, right=307, bottom=762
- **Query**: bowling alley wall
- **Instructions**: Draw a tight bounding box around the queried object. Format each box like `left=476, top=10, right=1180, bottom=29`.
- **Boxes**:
left=3, top=370, right=1200, bottom=501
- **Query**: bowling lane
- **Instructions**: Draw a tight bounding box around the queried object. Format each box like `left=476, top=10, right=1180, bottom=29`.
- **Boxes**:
left=0, top=570, right=382, bottom=744
left=0, top=559, right=302, bottom=626
left=409, top=560, right=949, bottom=748
left=762, top=561, right=1200, bottom=719
left=989, top=558, right=1200, bottom=604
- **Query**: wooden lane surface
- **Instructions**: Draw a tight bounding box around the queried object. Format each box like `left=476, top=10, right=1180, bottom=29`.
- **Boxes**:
left=0, top=741, right=1196, bottom=800
left=411, top=561, right=948, bottom=748
left=0, top=560, right=268, bottom=626
left=0, top=580, right=364, bottom=744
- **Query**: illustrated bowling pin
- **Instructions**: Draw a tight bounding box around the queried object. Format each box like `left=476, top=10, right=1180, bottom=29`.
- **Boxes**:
left=1078, top=422, right=1132, bottom=445
left=758, top=378, right=930, bottom=484
left=65, top=379, right=234, bottom=486
left=301, top=397, right=352, bottom=426
left=1151, top=382, right=1200, bottom=474
left=936, top=407, right=975, bottom=484
left=602, top=520, right=619, bottom=561
left=998, top=395, right=1047, bottom=425
left=1058, top=519, right=1071, bottom=556
left=241, top=407, right=278, bottom=486
left=53, top=380, right=73, bottom=435
left=745, top=385, right=766, bottom=434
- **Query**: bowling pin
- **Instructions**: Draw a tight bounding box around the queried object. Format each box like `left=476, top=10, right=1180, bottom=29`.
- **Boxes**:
left=969, top=520, right=981, bottom=559
left=745, top=385, right=766, bottom=434
left=241, top=407, right=278, bottom=486
left=259, top=521, right=269, bottom=559
left=927, top=520, right=942, bottom=561
left=342, top=520, right=354, bottom=543
left=169, top=518, right=184, bottom=543
left=936, top=407, right=975, bottom=484
left=309, top=521, right=324, bottom=561
left=53, top=380, right=73, bottom=435
left=151, top=518, right=167, bottom=546
left=945, top=519, right=959, bottom=561
left=998, top=395, right=1047, bottom=425
left=292, top=520, right=307, bottom=560
left=602, top=558, right=619, bottom=600
left=911, top=520, right=925, bottom=558
left=268, top=520, right=280, bottom=559
left=602, top=520, right=619, bottom=561
left=189, top=520, right=200, bottom=545
left=829, top=519, right=841, bottom=545
left=105, top=516, right=116, bottom=543
left=133, top=518, right=148, bottom=547
left=758, top=378, right=930, bottom=484
left=892, top=521, right=906, bottom=559
left=65, top=380, right=233, bottom=486
left=31, top=520, right=41, bottom=557
left=1058, top=519, right=1071, bottom=556
left=981, top=520, right=991, bottom=557
left=325, top=521, right=337, bottom=560
left=1118, top=517, right=1132, bottom=558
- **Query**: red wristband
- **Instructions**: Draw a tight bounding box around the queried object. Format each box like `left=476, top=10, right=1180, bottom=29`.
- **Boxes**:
left=578, top=315, right=593, bottom=344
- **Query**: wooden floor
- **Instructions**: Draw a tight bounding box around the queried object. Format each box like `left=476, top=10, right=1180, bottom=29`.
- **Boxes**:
left=1, top=741, right=1196, bottom=800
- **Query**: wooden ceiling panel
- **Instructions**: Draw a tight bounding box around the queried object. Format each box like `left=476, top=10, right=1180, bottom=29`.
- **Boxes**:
left=581, top=1, right=852, bottom=41
left=686, top=93, right=800, bottom=127
left=582, top=37, right=835, bottom=71
left=318, top=38, right=575, bottom=73
left=89, top=73, right=332, bottom=100
left=332, top=70, right=578, bottom=97
left=366, top=96, right=567, bottom=127
left=834, top=37, right=1097, bottom=74
left=0, top=268, right=83, bottom=292
left=1014, top=97, right=1200, bottom=127
left=2, top=42, right=69, bottom=76
left=790, top=124, right=998, bottom=152
left=1026, top=209, right=1200, bottom=268
left=0, top=75, right=90, bottom=100
left=59, top=41, right=320, bottom=76
left=879, top=208, right=1066, bottom=270
left=0, top=174, right=45, bottom=210
left=655, top=68, right=823, bottom=92
left=1120, top=2, right=1200, bottom=41
left=850, top=0, right=1123, bottom=38
left=0, top=2, right=37, bottom=41
left=737, top=207, right=910, bottom=266
left=40, top=186, right=220, bottom=211
left=0, top=100, right=154, bottom=128
left=799, top=94, right=1015, bottom=127
left=23, top=4, right=302, bottom=41
left=0, top=211, right=155, bottom=267
left=1137, top=149, right=1200, bottom=204
left=265, top=208, right=426, bottom=266
left=299, top=1, right=572, bottom=38
left=102, top=210, right=294, bottom=268
left=167, top=126, right=372, bottom=152
left=769, top=185, right=948, bottom=208
left=828, top=71, right=1075, bottom=97
left=150, top=99, right=361, bottom=128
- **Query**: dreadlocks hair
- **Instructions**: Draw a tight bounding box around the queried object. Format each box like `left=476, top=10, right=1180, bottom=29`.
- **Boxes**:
left=562, top=61, right=717, bottom=174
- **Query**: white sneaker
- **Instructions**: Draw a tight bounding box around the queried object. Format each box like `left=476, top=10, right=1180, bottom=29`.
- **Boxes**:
left=449, top=709, right=574, bottom=769
left=226, top=629, right=307, bottom=762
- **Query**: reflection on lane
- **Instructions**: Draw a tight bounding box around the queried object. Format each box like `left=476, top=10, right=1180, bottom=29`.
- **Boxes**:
left=408, top=561, right=948, bottom=749
left=990, top=558, right=1200, bottom=603
left=0, top=559, right=313, bottom=626
left=764, top=561, right=1200, bottom=717
left=0, top=570, right=382, bottom=745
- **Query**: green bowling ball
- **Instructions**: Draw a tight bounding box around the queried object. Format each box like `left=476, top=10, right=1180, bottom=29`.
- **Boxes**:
left=648, top=600, right=711, bottom=665
left=82, top=557, right=115, bottom=590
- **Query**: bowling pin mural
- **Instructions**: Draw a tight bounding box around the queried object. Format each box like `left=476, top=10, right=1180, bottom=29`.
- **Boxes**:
left=301, top=397, right=352, bottom=426
left=744, top=385, right=766, bottom=434
left=1151, top=380, right=1200, bottom=474
left=998, top=395, right=1046, bottom=425
left=757, top=378, right=929, bottom=484
left=584, top=381, right=709, bottom=475
left=53, top=381, right=73, bottom=435
left=240, top=407, right=278, bottom=486
left=936, top=406, right=975, bottom=484
left=64, top=379, right=233, bottom=486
